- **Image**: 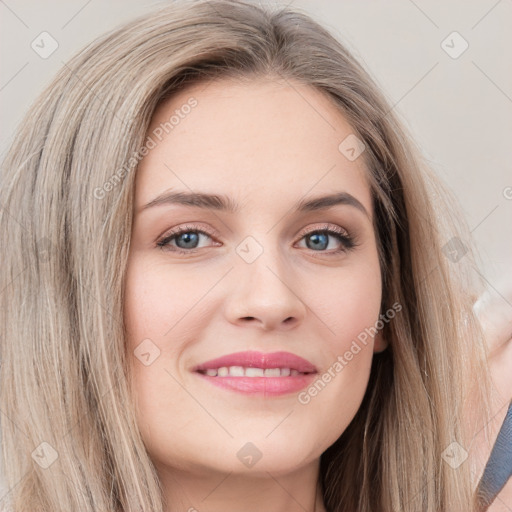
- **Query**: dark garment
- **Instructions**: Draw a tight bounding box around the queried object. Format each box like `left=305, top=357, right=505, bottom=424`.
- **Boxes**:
left=477, top=401, right=512, bottom=507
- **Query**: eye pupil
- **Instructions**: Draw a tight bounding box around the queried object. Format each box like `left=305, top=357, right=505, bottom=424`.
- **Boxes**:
left=306, top=232, right=328, bottom=251
left=177, top=232, right=199, bottom=249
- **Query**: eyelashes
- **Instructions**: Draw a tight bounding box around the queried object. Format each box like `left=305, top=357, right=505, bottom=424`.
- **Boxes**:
left=157, top=225, right=219, bottom=254
left=296, top=224, right=356, bottom=253
left=156, top=223, right=358, bottom=256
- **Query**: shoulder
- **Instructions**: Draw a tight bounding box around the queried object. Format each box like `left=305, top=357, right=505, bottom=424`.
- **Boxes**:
left=473, top=279, right=512, bottom=510
left=474, top=279, right=512, bottom=402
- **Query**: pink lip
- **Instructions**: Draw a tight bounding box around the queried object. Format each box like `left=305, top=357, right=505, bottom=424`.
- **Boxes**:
left=192, top=350, right=317, bottom=397
left=193, top=350, right=317, bottom=373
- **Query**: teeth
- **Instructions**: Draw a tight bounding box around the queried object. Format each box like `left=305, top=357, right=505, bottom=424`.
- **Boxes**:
left=229, top=365, right=245, bottom=377
left=245, top=367, right=264, bottom=377
left=201, top=366, right=304, bottom=377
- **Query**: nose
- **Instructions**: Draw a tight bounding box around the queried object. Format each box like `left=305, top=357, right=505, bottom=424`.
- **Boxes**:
left=223, top=249, right=307, bottom=331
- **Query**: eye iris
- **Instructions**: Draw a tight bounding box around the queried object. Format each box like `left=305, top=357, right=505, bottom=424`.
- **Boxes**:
left=176, top=232, right=199, bottom=249
left=306, top=232, right=328, bottom=251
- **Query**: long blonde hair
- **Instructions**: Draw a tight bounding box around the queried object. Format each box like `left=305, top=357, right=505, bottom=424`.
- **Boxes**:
left=0, top=1, right=492, bottom=510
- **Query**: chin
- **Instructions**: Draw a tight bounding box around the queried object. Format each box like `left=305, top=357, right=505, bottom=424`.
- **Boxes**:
left=153, top=437, right=320, bottom=476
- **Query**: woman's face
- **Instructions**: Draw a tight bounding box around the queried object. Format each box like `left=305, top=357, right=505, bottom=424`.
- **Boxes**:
left=124, top=77, right=385, bottom=477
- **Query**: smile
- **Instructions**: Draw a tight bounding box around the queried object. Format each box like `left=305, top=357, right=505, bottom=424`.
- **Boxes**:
left=197, top=366, right=309, bottom=377
left=192, top=351, right=317, bottom=396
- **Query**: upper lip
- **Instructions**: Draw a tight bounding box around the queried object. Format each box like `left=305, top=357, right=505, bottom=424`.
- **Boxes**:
left=193, top=351, right=317, bottom=374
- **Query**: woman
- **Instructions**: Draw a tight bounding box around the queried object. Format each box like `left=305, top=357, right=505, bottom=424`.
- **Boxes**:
left=0, top=1, right=509, bottom=510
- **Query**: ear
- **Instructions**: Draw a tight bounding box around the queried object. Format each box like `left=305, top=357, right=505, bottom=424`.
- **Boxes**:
left=373, top=330, right=389, bottom=353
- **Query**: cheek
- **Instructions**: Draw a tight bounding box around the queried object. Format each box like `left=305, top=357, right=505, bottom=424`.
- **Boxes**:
left=296, top=258, right=381, bottom=430
left=123, top=259, right=205, bottom=464
left=310, top=257, right=382, bottom=353
left=123, top=257, right=219, bottom=442
left=123, top=255, right=212, bottom=345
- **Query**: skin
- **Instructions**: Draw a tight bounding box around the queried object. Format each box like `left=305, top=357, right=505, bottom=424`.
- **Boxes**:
left=123, top=76, right=387, bottom=512
left=472, top=281, right=512, bottom=510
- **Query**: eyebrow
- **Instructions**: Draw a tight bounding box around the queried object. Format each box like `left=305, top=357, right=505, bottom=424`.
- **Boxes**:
left=141, top=190, right=369, bottom=217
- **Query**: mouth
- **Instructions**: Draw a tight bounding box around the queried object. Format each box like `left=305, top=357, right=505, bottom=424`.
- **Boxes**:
left=197, top=365, right=315, bottom=378
left=192, top=350, right=317, bottom=396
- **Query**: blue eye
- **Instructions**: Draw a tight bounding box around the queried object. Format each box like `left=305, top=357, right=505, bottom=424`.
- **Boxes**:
left=170, top=231, right=200, bottom=249
left=157, top=224, right=357, bottom=256
left=300, top=229, right=355, bottom=252
left=157, top=226, right=214, bottom=253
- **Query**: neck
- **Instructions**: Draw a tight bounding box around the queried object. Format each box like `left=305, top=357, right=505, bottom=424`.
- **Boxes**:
left=158, top=458, right=326, bottom=512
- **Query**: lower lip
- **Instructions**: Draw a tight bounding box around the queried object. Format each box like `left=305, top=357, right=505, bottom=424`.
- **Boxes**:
left=194, top=372, right=317, bottom=396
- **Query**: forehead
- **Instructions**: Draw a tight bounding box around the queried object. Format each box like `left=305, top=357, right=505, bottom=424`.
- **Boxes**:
left=135, top=77, right=372, bottom=216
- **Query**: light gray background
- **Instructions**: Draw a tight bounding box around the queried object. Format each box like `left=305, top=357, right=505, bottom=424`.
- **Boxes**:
left=0, top=0, right=511, bottom=501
